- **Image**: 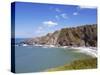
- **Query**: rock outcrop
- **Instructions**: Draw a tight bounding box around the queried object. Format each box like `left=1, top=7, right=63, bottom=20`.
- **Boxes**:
left=23, top=24, right=97, bottom=47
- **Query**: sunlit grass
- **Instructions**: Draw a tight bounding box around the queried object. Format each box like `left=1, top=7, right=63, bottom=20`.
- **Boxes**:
left=46, top=58, right=97, bottom=71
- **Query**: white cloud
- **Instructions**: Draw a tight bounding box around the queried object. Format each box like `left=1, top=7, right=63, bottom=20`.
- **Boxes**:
left=43, top=21, right=58, bottom=27
left=61, top=13, right=68, bottom=19
left=55, top=13, right=68, bottom=20
left=36, top=20, right=58, bottom=34
left=78, top=5, right=97, bottom=9
left=55, top=8, right=61, bottom=12
left=73, top=12, right=78, bottom=15
left=55, top=15, right=60, bottom=20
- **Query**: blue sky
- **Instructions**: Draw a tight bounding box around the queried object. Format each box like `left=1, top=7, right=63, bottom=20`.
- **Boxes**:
left=14, top=2, right=97, bottom=38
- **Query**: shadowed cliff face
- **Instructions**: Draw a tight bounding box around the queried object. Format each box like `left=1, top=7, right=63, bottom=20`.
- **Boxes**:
left=24, top=24, right=97, bottom=47
left=56, top=24, right=97, bottom=47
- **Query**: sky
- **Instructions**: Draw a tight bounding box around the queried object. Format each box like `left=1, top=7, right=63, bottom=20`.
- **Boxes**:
left=14, top=2, right=97, bottom=38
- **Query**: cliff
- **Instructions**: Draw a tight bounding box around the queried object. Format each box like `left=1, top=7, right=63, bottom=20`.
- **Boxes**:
left=23, top=24, right=97, bottom=47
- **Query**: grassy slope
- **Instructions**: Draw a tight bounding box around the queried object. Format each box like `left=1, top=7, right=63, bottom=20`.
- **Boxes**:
left=46, top=58, right=97, bottom=71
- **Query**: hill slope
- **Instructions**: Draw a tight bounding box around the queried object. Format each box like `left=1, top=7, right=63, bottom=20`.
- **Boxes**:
left=24, top=24, right=97, bottom=47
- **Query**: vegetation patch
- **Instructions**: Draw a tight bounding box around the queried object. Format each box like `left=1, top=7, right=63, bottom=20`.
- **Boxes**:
left=46, top=58, right=97, bottom=71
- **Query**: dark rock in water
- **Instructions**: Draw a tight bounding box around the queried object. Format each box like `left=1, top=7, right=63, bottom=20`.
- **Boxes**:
left=23, top=24, right=97, bottom=47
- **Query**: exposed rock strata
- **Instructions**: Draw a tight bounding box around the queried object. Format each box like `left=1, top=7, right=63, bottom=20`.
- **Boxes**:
left=23, top=24, right=97, bottom=47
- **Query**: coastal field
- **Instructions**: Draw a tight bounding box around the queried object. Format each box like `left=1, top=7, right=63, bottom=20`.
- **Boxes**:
left=46, top=58, right=97, bottom=71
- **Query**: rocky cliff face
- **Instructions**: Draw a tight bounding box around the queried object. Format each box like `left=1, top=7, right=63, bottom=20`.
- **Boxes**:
left=56, top=24, right=97, bottom=47
left=24, top=24, right=97, bottom=47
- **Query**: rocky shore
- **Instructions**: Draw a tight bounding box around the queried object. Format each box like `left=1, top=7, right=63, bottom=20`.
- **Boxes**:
left=22, top=24, right=97, bottom=47
left=16, top=24, right=97, bottom=57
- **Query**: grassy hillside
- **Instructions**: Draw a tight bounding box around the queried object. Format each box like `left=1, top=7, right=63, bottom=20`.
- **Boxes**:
left=46, top=58, right=97, bottom=71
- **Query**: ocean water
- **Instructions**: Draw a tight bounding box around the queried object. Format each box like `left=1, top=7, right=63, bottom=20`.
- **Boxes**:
left=15, top=39, right=92, bottom=73
left=15, top=38, right=28, bottom=43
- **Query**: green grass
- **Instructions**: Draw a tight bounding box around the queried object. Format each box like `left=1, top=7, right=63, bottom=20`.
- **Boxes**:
left=46, top=58, right=97, bottom=71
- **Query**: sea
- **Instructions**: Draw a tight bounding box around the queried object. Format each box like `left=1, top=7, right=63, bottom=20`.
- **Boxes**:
left=15, top=38, right=93, bottom=73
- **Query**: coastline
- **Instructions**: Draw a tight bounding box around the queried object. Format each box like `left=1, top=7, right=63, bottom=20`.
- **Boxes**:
left=16, top=43, right=97, bottom=72
left=60, top=46, right=97, bottom=57
left=18, top=43, right=97, bottom=58
left=70, top=47, right=97, bottom=57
